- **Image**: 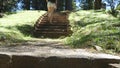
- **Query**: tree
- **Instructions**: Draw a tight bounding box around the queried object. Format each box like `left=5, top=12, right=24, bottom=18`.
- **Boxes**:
left=0, top=0, right=18, bottom=12
left=65, top=0, right=73, bottom=10
left=79, top=0, right=94, bottom=10
left=32, top=0, right=46, bottom=10
left=94, top=0, right=102, bottom=9
left=57, top=0, right=65, bottom=11
left=23, top=0, right=30, bottom=10
left=106, top=0, right=118, bottom=16
left=88, top=0, right=93, bottom=9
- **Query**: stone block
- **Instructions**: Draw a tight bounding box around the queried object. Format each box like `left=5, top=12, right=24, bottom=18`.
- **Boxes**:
left=0, top=54, right=11, bottom=68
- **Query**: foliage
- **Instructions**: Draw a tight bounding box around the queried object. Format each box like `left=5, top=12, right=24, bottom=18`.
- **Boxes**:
left=103, top=0, right=120, bottom=17
left=65, top=10, right=120, bottom=53
left=0, top=10, right=46, bottom=42
left=0, top=0, right=74, bottom=12
left=106, top=9, right=119, bottom=17
left=116, top=4, right=120, bottom=10
left=93, top=0, right=102, bottom=10
left=79, top=0, right=94, bottom=10
left=0, top=0, right=18, bottom=12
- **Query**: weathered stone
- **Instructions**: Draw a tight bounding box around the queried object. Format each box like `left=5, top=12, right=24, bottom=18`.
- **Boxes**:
left=11, top=55, right=41, bottom=68
left=109, top=64, right=120, bottom=68
left=10, top=54, right=120, bottom=68
left=0, top=43, right=120, bottom=68
left=94, top=45, right=103, bottom=51
left=0, top=54, right=11, bottom=68
left=0, top=13, right=4, bottom=18
left=10, top=55, right=110, bottom=68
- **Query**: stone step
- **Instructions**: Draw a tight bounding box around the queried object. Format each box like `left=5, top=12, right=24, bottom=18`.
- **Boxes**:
left=0, top=50, right=120, bottom=68
left=35, top=31, right=68, bottom=34
left=34, top=32, right=70, bottom=38
left=33, top=12, right=71, bottom=38
left=35, top=28, right=67, bottom=32
left=35, top=25, right=69, bottom=28
left=109, top=64, right=120, bottom=68
left=36, top=22, right=69, bottom=25
left=40, top=17, right=69, bottom=22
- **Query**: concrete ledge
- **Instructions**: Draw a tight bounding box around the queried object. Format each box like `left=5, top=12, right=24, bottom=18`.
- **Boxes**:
left=0, top=54, right=11, bottom=68
left=0, top=49, right=120, bottom=68
left=109, top=64, right=120, bottom=68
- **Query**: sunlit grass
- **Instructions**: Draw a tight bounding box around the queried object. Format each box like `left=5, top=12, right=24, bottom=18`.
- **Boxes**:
left=0, top=11, right=46, bottom=26
left=0, top=10, right=120, bottom=53
left=0, top=10, right=46, bottom=42
left=65, top=10, right=120, bottom=53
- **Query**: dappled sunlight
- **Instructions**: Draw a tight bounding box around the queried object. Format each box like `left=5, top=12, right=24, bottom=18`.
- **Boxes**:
left=97, top=14, right=116, bottom=19
left=76, top=10, right=93, bottom=15
left=0, top=28, right=10, bottom=32
left=76, top=23, right=102, bottom=36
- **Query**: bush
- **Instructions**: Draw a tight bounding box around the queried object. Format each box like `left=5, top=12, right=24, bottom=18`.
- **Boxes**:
left=116, top=4, right=120, bottom=10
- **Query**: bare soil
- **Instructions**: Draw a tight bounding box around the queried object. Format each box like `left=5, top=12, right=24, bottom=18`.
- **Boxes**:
left=0, top=39, right=119, bottom=56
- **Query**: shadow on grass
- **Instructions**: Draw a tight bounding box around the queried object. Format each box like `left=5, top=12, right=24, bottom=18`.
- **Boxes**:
left=16, top=24, right=34, bottom=36
left=5, top=12, right=17, bottom=15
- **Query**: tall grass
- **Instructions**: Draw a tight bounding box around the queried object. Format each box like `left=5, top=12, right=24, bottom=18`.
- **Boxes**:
left=65, top=10, right=120, bottom=53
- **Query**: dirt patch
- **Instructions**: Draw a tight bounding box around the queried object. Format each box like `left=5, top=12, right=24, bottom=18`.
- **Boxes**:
left=0, top=39, right=119, bottom=56
left=0, top=39, right=71, bottom=52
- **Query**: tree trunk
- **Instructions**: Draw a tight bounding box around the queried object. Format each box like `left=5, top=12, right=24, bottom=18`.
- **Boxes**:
left=57, top=0, right=64, bottom=11
left=88, top=0, right=93, bottom=9
left=31, top=0, right=47, bottom=10
left=0, top=0, right=3, bottom=12
left=65, top=0, right=73, bottom=10
left=32, top=0, right=37, bottom=10
left=41, top=0, right=47, bottom=10
left=94, top=0, right=102, bottom=10
left=23, top=0, right=30, bottom=10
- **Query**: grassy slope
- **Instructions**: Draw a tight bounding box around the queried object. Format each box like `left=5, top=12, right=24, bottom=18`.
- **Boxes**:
left=0, top=10, right=120, bottom=53
left=0, top=10, right=46, bottom=42
left=65, top=10, right=120, bottom=53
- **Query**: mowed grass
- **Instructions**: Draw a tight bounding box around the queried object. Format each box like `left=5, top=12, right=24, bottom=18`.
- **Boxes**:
left=65, top=10, right=120, bottom=53
left=0, top=10, right=46, bottom=42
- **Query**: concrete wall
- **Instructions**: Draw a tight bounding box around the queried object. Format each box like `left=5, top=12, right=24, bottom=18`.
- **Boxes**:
left=0, top=53, right=120, bottom=68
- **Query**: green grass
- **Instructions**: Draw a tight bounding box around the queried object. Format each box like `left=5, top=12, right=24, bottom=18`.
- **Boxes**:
left=65, top=10, right=120, bottom=53
left=0, top=10, right=120, bottom=53
left=0, top=10, right=46, bottom=42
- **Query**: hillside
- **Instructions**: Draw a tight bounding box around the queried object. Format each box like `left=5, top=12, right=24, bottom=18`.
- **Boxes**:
left=65, top=10, right=120, bottom=53
left=0, top=10, right=120, bottom=54
left=0, top=11, right=46, bottom=42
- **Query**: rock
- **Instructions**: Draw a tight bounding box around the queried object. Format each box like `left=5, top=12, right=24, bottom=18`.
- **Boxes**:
left=0, top=54, right=11, bottom=68
left=0, top=41, right=119, bottom=68
left=0, top=13, right=4, bottom=18
left=0, top=49, right=120, bottom=68
left=11, top=55, right=40, bottom=68
left=109, top=63, right=120, bottom=68
left=94, top=45, right=103, bottom=51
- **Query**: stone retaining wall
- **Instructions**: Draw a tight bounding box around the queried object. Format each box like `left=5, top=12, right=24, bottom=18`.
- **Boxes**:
left=0, top=53, right=120, bottom=68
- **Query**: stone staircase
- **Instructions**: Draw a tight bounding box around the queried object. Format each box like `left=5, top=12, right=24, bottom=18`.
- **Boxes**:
left=34, top=12, right=72, bottom=38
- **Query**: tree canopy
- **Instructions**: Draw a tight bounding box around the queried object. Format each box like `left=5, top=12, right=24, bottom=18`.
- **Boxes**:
left=0, top=0, right=120, bottom=12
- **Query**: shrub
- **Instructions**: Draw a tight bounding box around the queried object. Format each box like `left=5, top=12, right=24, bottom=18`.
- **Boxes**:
left=116, top=4, right=120, bottom=10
